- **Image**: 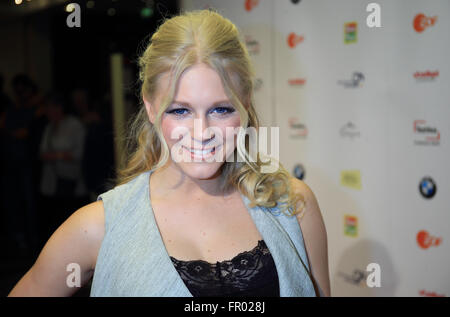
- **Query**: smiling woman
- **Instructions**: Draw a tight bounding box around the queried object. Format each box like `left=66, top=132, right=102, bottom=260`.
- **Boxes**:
left=119, top=10, right=302, bottom=216
left=8, top=8, right=329, bottom=298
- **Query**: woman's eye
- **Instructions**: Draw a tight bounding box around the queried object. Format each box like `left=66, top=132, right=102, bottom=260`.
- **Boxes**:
left=166, top=108, right=189, bottom=116
left=166, top=106, right=235, bottom=117
left=212, top=106, right=235, bottom=115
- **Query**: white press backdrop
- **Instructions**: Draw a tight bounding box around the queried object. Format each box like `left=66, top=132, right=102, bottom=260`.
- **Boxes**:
left=180, top=0, right=450, bottom=297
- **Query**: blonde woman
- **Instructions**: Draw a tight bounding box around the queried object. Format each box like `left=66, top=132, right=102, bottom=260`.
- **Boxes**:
left=9, top=9, right=330, bottom=297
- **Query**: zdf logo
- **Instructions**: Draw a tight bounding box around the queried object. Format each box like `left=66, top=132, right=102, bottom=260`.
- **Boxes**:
left=417, top=230, right=442, bottom=249
left=413, top=13, right=437, bottom=33
left=287, top=32, right=304, bottom=48
left=245, top=0, right=259, bottom=12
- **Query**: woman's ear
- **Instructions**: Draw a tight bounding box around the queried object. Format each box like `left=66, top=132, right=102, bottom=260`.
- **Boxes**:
left=143, top=95, right=155, bottom=124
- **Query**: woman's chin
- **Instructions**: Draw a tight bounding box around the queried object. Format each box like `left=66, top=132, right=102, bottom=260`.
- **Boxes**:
left=178, top=162, right=224, bottom=180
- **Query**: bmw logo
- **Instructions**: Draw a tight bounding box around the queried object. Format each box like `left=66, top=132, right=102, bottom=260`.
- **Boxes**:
left=419, top=177, right=436, bottom=199
left=293, top=163, right=305, bottom=180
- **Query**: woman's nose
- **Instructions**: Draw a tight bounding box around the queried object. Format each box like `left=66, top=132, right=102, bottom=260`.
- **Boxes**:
left=191, top=116, right=215, bottom=146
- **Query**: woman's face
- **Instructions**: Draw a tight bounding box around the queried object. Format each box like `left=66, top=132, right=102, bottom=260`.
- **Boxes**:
left=144, top=63, right=241, bottom=180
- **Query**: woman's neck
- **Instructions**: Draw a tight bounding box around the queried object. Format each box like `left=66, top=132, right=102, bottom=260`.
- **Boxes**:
left=152, top=163, right=229, bottom=200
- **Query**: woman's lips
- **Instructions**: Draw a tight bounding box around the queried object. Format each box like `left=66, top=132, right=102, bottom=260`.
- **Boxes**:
left=182, top=144, right=222, bottom=160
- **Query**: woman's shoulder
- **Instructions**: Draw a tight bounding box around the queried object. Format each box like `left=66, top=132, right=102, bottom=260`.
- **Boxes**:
left=72, top=200, right=105, bottom=242
left=96, top=171, right=150, bottom=226
left=98, top=171, right=149, bottom=201
left=288, top=176, right=320, bottom=219
left=289, top=176, right=314, bottom=199
left=58, top=199, right=106, bottom=268
left=53, top=200, right=105, bottom=270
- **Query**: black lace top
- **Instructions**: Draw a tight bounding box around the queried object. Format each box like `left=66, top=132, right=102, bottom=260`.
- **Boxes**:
left=169, top=240, right=280, bottom=297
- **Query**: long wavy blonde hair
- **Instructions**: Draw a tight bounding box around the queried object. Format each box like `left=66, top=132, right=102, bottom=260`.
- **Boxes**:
left=115, top=8, right=305, bottom=217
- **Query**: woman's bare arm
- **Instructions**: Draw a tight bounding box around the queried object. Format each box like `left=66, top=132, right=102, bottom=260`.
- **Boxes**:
left=290, top=177, right=331, bottom=297
left=8, top=201, right=105, bottom=297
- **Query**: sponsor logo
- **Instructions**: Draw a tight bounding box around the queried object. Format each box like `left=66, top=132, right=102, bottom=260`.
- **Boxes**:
left=344, top=214, right=358, bottom=237
left=340, top=122, right=361, bottom=139
left=419, top=289, right=445, bottom=297
left=287, top=32, right=304, bottom=48
left=344, top=22, right=357, bottom=44
left=419, top=177, right=437, bottom=199
left=292, top=163, right=305, bottom=180
left=338, top=72, right=365, bottom=88
left=338, top=269, right=367, bottom=286
left=414, top=70, right=439, bottom=81
left=288, top=117, right=308, bottom=138
left=288, top=78, right=306, bottom=87
left=245, top=0, right=259, bottom=12
left=414, top=120, right=440, bottom=146
left=417, top=230, right=442, bottom=249
left=338, top=264, right=381, bottom=288
left=413, top=13, right=437, bottom=33
left=245, top=34, right=260, bottom=55
left=341, top=170, right=362, bottom=190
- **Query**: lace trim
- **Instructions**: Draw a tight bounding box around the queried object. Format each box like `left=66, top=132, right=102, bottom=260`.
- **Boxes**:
left=169, top=240, right=279, bottom=296
left=169, top=239, right=267, bottom=266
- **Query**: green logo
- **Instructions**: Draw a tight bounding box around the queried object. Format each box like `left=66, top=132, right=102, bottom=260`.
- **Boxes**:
left=344, top=215, right=358, bottom=237
left=344, top=22, right=357, bottom=44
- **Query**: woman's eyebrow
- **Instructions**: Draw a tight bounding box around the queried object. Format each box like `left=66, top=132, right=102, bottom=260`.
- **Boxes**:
left=172, top=100, right=231, bottom=107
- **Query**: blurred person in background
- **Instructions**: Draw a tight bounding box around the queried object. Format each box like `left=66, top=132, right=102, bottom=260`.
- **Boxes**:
left=28, top=90, right=50, bottom=212
left=0, top=73, right=14, bottom=250
left=69, top=87, right=115, bottom=199
left=0, top=73, right=14, bottom=176
left=70, top=87, right=91, bottom=123
left=80, top=94, right=115, bottom=201
left=73, top=87, right=116, bottom=198
left=1, top=74, right=41, bottom=256
left=0, top=73, right=13, bottom=115
left=39, top=92, right=87, bottom=244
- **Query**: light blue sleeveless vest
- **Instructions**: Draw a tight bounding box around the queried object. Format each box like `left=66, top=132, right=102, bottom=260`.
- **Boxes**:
left=90, top=169, right=317, bottom=297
